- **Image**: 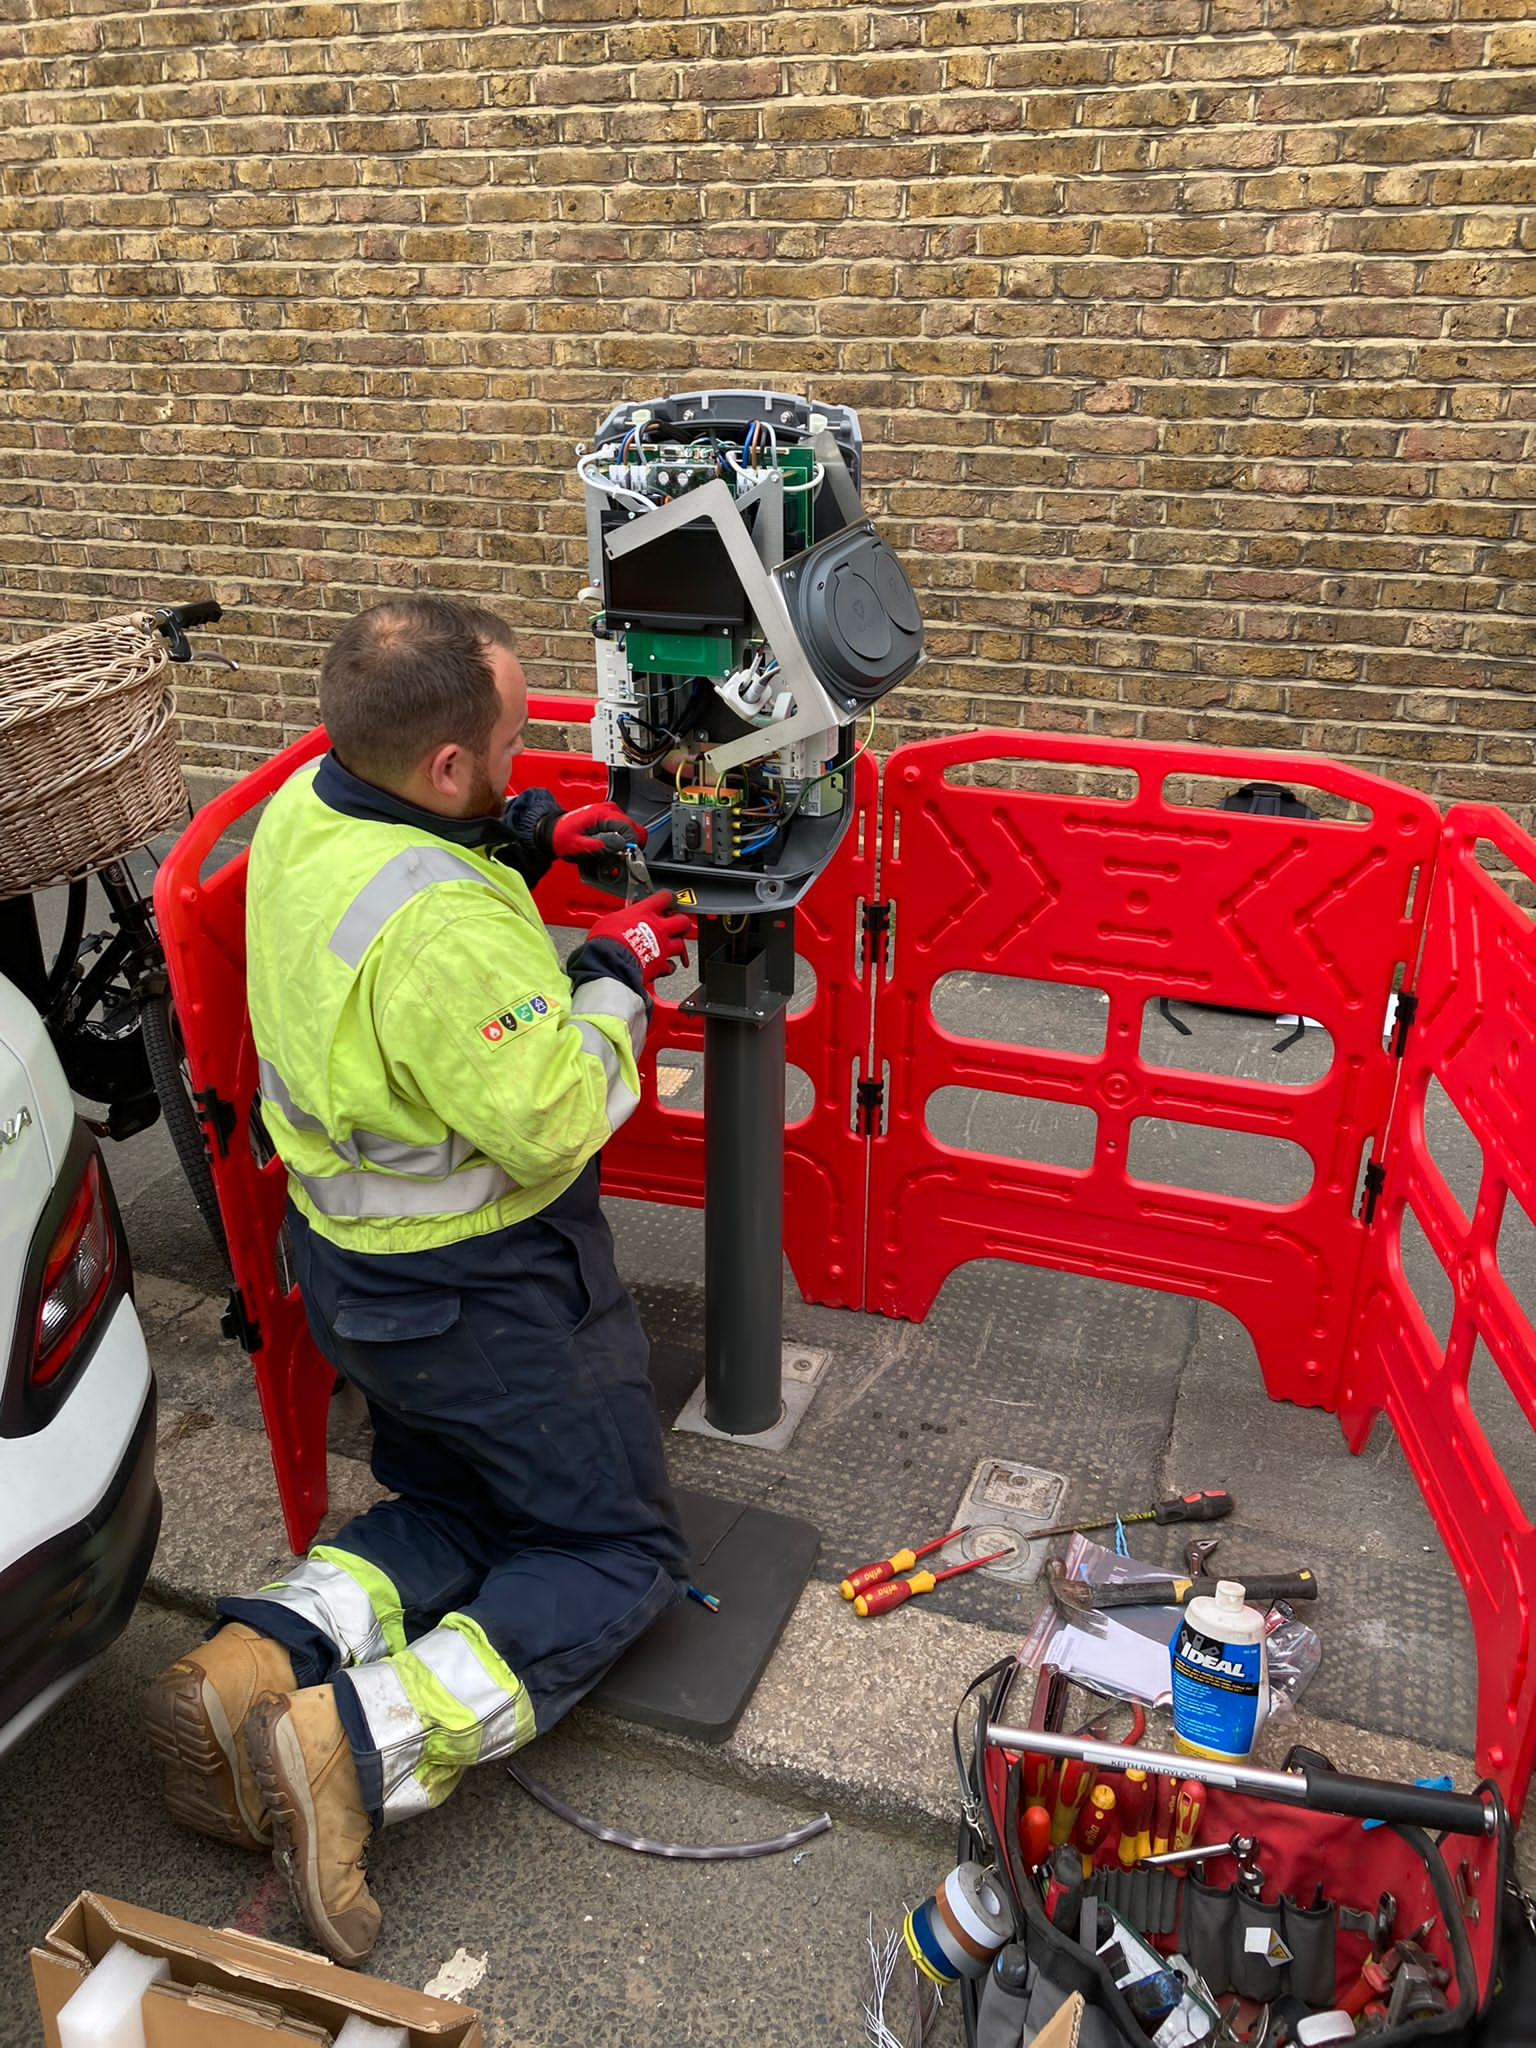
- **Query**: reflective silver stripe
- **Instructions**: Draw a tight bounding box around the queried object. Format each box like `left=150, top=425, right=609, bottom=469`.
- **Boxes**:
left=415, top=1622, right=533, bottom=1767
left=342, top=1657, right=431, bottom=1825
left=329, top=846, right=494, bottom=968
left=293, top=1160, right=515, bottom=1219
left=571, top=1017, right=641, bottom=1134
left=251, top=1558, right=390, bottom=1666
left=262, top=1061, right=480, bottom=1177
left=572, top=974, right=647, bottom=1062
left=257, top=1057, right=329, bottom=1135
left=346, top=1624, right=535, bottom=1826
left=349, top=1127, right=479, bottom=1174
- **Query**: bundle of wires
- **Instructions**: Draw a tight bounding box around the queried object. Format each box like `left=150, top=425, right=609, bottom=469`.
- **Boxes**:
left=735, top=706, right=878, bottom=863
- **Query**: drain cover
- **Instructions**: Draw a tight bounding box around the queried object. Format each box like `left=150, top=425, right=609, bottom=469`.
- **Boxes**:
left=951, top=1459, right=1069, bottom=1584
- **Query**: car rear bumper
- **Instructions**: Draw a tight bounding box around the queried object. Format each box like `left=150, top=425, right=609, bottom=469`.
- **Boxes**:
left=0, top=1377, right=160, bottom=1753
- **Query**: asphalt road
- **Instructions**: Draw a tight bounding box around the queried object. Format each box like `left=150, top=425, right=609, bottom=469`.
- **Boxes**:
left=1, top=1603, right=955, bottom=2048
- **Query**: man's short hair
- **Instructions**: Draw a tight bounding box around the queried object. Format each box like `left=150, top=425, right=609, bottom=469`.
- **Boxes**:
left=318, top=596, right=515, bottom=787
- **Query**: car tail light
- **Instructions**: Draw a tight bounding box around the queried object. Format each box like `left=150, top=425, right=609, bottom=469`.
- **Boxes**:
left=32, top=1153, right=117, bottom=1387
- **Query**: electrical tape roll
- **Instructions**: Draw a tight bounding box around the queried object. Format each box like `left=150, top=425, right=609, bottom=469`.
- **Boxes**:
left=903, top=1862, right=1012, bottom=1984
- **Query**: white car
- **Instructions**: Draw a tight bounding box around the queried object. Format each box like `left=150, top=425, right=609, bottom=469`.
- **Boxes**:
left=0, top=970, right=158, bottom=1754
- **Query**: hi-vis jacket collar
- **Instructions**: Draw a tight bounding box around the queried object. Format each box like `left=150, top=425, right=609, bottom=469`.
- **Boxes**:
left=316, top=750, right=527, bottom=863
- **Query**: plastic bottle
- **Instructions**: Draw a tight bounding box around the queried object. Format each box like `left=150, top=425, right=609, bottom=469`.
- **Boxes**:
left=1169, top=1578, right=1268, bottom=1762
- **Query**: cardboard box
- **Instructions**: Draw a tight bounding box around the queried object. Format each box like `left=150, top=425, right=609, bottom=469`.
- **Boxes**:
left=1034, top=1993, right=1084, bottom=2048
left=33, top=1893, right=481, bottom=2048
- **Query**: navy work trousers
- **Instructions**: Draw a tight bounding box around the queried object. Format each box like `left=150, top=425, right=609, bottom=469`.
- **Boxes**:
left=221, top=1163, right=688, bottom=1818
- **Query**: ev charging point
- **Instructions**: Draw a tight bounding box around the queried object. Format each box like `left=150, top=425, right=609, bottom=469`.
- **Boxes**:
left=574, top=388, right=925, bottom=1742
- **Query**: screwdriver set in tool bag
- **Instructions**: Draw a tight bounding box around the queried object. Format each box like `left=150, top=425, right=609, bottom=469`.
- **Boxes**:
left=949, top=1660, right=1532, bottom=2048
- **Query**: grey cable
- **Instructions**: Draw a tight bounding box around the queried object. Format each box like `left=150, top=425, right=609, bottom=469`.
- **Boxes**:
left=506, top=1761, right=832, bottom=1862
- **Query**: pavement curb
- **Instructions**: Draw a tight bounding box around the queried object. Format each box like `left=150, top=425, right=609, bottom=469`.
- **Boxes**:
left=146, top=1382, right=1500, bottom=1865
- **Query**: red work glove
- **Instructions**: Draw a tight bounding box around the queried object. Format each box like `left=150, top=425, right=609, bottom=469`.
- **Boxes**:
left=550, top=801, right=648, bottom=862
left=588, top=892, right=692, bottom=985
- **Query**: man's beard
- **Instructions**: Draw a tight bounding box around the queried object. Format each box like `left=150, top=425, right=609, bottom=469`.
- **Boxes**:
left=456, top=757, right=502, bottom=819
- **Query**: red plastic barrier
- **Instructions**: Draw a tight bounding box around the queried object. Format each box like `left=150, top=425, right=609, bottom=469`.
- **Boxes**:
left=154, top=725, right=333, bottom=1551
left=1344, top=803, right=1536, bottom=1815
left=155, top=705, right=874, bottom=1549
left=865, top=732, right=1442, bottom=1410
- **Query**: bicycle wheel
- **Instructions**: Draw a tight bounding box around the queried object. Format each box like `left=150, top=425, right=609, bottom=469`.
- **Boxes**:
left=140, top=986, right=230, bottom=1268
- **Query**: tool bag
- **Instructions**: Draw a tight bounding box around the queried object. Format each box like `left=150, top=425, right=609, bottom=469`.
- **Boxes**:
left=952, top=1660, right=1531, bottom=2048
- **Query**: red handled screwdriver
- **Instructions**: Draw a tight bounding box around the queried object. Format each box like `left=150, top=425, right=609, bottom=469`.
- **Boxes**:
left=1020, top=1803, right=1053, bottom=1868
left=839, top=1526, right=969, bottom=1601
left=853, top=1545, right=1015, bottom=1617
left=1051, top=1758, right=1095, bottom=1846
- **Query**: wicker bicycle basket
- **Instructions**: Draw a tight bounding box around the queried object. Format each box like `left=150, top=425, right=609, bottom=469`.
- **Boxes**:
left=0, top=610, right=189, bottom=899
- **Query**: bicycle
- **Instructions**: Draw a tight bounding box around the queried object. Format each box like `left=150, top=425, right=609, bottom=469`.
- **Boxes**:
left=0, top=599, right=235, bottom=1262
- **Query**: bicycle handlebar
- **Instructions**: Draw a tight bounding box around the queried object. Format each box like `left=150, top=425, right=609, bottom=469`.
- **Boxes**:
left=158, top=600, right=223, bottom=631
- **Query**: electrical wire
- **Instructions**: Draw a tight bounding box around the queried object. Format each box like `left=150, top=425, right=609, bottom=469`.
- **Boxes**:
left=576, top=454, right=652, bottom=516
left=506, top=1762, right=831, bottom=1862
left=738, top=706, right=878, bottom=864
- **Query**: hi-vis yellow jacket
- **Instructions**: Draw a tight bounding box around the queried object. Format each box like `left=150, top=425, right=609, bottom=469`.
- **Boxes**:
left=245, top=757, right=646, bottom=1253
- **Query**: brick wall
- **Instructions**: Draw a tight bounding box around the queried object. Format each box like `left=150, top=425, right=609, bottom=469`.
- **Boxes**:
left=4, top=0, right=1536, bottom=814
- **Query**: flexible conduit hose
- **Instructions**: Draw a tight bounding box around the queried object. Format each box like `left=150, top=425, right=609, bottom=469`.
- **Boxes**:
left=506, top=1762, right=832, bottom=1862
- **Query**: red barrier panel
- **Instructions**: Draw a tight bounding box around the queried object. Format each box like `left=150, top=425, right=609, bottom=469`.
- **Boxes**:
left=155, top=705, right=875, bottom=1549
left=1343, top=803, right=1536, bottom=1816
left=154, top=725, right=333, bottom=1552
left=865, top=733, right=1441, bottom=1410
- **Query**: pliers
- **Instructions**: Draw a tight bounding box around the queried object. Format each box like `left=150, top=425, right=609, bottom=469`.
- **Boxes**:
left=1073, top=1697, right=1147, bottom=1746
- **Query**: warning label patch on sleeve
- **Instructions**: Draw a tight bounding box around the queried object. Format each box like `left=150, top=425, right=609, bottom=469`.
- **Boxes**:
left=478, top=994, right=552, bottom=1044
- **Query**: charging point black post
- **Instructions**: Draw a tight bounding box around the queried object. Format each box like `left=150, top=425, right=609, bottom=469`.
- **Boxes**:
left=689, top=910, right=794, bottom=1436
left=592, top=905, right=820, bottom=1742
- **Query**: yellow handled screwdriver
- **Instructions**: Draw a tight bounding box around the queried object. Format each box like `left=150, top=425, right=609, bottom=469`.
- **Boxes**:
left=840, top=1526, right=969, bottom=1600
left=853, top=1546, right=1015, bottom=1617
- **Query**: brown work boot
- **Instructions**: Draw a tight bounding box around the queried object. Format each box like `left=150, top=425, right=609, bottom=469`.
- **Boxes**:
left=142, top=1623, right=295, bottom=1851
left=244, top=1687, right=379, bottom=1965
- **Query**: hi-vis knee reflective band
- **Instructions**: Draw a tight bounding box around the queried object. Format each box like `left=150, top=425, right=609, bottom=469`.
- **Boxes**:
left=342, top=1614, right=537, bottom=1823
left=253, top=1547, right=407, bottom=1667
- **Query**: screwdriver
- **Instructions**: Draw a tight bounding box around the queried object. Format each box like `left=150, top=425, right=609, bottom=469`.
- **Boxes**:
left=1020, top=1803, right=1053, bottom=1868
left=1074, top=1782, right=1116, bottom=1875
left=839, top=1527, right=969, bottom=1600
left=1023, top=1748, right=1058, bottom=1815
left=1051, top=1758, right=1094, bottom=1846
left=1018, top=1489, right=1234, bottom=1547
left=1118, top=1769, right=1150, bottom=1869
left=1151, top=1773, right=1176, bottom=1858
left=852, top=1546, right=1014, bottom=1616
left=1172, top=1779, right=1207, bottom=1852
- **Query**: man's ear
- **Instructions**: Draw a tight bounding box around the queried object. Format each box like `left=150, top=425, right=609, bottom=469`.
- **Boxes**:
left=422, top=741, right=462, bottom=796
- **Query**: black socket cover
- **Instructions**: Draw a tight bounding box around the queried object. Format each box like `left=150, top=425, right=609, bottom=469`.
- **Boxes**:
left=778, top=526, right=923, bottom=707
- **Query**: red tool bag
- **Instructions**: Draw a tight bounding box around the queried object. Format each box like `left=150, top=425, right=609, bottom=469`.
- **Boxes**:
left=952, top=1661, right=1531, bottom=2047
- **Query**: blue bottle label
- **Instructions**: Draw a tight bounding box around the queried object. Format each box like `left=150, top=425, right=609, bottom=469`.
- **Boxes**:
left=1170, top=1622, right=1263, bottom=1760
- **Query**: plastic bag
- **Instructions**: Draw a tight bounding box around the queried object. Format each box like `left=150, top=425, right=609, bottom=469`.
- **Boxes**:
left=1018, top=1534, right=1320, bottom=1718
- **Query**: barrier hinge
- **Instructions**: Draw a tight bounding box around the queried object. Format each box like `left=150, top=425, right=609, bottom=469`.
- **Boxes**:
left=856, top=1074, right=886, bottom=1138
left=1391, top=991, right=1419, bottom=1060
left=220, top=1286, right=263, bottom=1354
left=860, top=898, right=894, bottom=976
left=1360, top=1159, right=1387, bottom=1225
left=192, top=1085, right=237, bottom=1158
